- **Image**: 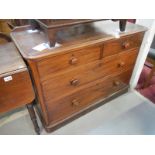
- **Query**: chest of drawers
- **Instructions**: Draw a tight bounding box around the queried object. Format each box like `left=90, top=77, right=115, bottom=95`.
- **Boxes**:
left=11, top=21, right=147, bottom=132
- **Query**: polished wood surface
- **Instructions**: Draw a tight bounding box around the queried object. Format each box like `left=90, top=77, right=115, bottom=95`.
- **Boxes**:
left=41, top=49, right=139, bottom=101
left=46, top=69, right=133, bottom=125
left=31, top=19, right=127, bottom=47
left=0, top=43, right=26, bottom=76
left=0, top=43, right=34, bottom=113
left=103, top=33, right=144, bottom=57
left=45, top=87, right=129, bottom=132
left=34, top=19, right=104, bottom=28
left=0, top=71, right=34, bottom=113
left=0, top=42, right=40, bottom=134
left=37, top=45, right=101, bottom=80
left=11, top=21, right=146, bottom=132
left=11, top=21, right=147, bottom=59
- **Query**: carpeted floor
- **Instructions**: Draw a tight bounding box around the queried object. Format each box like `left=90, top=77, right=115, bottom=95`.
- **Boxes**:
left=137, top=63, right=155, bottom=103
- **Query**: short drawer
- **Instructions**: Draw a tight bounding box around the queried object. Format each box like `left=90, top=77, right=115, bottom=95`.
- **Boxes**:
left=103, top=32, right=144, bottom=57
left=37, top=45, right=101, bottom=81
left=46, top=69, right=132, bottom=124
left=41, top=49, right=138, bottom=101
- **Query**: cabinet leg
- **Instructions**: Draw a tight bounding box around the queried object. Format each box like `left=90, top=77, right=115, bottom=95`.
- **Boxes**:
left=119, top=20, right=127, bottom=32
left=48, top=29, right=57, bottom=47
left=26, top=102, right=40, bottom=135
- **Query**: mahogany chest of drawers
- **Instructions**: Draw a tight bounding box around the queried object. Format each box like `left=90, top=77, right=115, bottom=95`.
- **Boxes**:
left=11, top=21, right=147, bottom=132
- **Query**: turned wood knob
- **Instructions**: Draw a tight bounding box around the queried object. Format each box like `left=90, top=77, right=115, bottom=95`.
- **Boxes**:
left=72, top=99, right=79, bottom=106
left=118, top=61, right=125, bottom=67
left=122, top=41, right=130, bottom=49
left=113, top=81, right=120, bottom=86
left=70, top=79, right=79, bottom=86
left=70, top=57, right=78, bottom=65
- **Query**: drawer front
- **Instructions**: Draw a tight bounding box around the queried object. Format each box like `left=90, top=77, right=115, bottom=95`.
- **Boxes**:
left=37, top=45, right=101, bottom=81
left=41, top=49, right=138, bottom=101
left=103, top=32, right=144, bottom=57
left=0, top=71, right=34, bottom=113
left=46, top=69, right=132, bottom=124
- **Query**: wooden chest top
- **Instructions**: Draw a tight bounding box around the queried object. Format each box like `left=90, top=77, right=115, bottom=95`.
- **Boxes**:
left=11, top=20, right=147, bottom=60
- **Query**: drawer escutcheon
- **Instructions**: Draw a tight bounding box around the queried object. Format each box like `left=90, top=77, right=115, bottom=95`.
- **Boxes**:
left=72, top=99, right=80, bottom=107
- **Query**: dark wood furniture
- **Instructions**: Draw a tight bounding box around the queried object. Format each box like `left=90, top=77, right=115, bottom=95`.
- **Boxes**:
left=31, top=19, right=127, bottom=47
left=11, top=20, right=147, bottom=132
left=0, top=38, right=40, bottom=134
left=0, top=32, right=11, bottom=43
left=143, top=49, right=155, bottom=88
left=0, top=20, right=12, bottom=35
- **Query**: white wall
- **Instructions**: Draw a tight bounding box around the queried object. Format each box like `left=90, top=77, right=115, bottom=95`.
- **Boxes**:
left=130, top=19, right=155, bottom=89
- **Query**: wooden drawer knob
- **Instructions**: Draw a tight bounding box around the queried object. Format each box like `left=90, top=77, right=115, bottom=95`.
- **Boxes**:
left=118, top=61, right=125, bottom=67
left=113, top=81, right=120, bottom=86
left=72, top=99, right=79, bottom=106
left=122, top=41, right=130, bottom=49
left=70, top=79, right=79, bottom=86
left=70, top=57, right=78, bottom=65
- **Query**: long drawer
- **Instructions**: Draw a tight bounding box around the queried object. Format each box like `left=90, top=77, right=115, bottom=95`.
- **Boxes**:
left=37, top=45, right=101, bottom=81
left=46, top=69, right=132, bottom=124
left=41, top=49, right=138, bottom=101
